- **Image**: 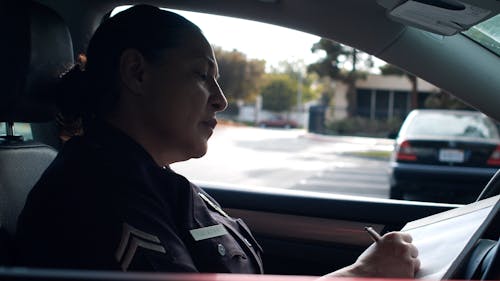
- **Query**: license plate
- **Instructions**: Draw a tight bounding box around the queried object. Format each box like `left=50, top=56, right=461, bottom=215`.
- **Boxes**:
left=439, top=149, right=464, bottom=163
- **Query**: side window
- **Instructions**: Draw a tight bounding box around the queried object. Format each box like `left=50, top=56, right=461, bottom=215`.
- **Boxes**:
left=0, top=122, right=33, bottom=141
left=112, top=6, right=491, bottom=205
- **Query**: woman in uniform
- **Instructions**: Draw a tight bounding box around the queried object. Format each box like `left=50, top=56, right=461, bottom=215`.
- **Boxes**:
left=15, top=5, right=419, bottom=277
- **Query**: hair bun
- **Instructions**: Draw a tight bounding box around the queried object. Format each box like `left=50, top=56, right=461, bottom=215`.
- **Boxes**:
left=55, top=64, right=91, bottom=124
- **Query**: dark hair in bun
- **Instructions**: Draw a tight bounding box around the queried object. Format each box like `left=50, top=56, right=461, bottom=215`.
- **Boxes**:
left=56, top=5, right=201, bottom=135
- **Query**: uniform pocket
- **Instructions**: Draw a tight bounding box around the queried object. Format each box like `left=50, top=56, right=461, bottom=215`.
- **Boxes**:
left=210, top=236, right=247, bottom=259
left=191, top=235, right=249, bottom=272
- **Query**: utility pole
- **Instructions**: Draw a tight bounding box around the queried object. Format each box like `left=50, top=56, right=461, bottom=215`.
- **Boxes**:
left=297, top=70, right=303, bottom=112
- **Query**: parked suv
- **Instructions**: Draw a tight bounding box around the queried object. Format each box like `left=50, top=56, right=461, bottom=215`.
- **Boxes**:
left=389, top=109, right=500, bottom=203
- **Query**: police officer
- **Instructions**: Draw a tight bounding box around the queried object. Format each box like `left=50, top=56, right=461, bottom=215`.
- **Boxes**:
left=15, top=5, right=419, bottom=277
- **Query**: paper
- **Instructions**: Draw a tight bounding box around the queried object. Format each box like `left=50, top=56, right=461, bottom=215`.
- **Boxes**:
left=401, top=195, right=499, bottom=280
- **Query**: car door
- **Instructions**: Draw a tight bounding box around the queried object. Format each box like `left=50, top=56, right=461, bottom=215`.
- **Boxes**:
left=201, top=183, right=456, bottom=275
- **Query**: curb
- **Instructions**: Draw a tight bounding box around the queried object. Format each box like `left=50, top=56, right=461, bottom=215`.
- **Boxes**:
left=301, top=133, right=395, bottom=146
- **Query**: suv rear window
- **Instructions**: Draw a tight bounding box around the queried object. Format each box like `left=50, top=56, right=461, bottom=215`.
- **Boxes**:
left=406, top=113, right=499, bottom=139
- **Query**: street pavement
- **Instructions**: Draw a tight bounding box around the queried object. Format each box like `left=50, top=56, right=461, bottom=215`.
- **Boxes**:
left=290, top=157, right=390, bottom=198
left=171, top=125, right=394, bottom=199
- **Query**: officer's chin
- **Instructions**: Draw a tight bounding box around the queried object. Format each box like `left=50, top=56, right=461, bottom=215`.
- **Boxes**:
left=188, top=142, right=209, bottom=160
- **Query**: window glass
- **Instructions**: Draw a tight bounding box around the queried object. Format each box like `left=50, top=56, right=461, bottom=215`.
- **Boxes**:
left=393, top=91, right=409, bottom=119
left=406, top=113, right=499, bottom=139
left=111, top=7, right=493, bottom=204
left=375, top=90, right=390, bottom=120
left=0, top=123, right=33, bottom=141
left=357, top=89, right=372, bottom=118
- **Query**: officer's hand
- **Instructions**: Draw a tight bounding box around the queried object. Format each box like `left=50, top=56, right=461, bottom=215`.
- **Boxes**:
left=352, top=231, right=420, bottom=277
left=320, top=232, right=420, bottom=279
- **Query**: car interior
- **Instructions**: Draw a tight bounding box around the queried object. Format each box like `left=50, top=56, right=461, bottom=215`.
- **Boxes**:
left=0, top=0, right=499, bottom=280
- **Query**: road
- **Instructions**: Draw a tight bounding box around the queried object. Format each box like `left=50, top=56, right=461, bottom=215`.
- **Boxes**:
left=171, top=125, right=394, bottom=199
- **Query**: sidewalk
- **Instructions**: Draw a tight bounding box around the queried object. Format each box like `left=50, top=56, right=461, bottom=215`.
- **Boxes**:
left=301, top=133, right=395, bottom=160
left=301, top=132, right=395, bottom=146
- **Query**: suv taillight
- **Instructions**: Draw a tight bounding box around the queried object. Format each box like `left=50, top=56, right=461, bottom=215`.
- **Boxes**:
left=396, top=140, right=417, bottom=161
left=487, top=145, right=500, bottom=166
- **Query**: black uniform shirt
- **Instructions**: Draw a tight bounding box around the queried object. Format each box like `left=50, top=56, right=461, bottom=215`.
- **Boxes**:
left=15, top=122, right=263, bottom=273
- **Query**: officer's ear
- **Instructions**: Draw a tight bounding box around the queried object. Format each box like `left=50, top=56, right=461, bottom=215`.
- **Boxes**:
left=119, top=48, right=147, bottom=96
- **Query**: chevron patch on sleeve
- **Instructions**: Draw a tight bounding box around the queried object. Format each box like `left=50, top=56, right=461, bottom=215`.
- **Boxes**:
left=115, top=222, right=166, bottom=271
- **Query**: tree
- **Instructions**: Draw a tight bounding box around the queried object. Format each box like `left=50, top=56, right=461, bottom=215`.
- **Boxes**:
left=307, top=38, right=373, bottom=116
left=269, top=60, right=321, bottom=107
left=214, top=47, right=266, bottom=103
left=424, top=90, right=472, bottom=110
left=261, top=74, right=297, bottom=113
left=380, top=64, right=419, bottom=109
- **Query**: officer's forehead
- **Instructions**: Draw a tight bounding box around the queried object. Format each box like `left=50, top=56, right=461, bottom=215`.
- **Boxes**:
left=180, top=31, right=214, bottom=59
left=174, top=33, right=217, bottom=65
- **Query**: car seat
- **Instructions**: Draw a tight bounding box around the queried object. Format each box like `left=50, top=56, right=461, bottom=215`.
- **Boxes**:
left=0, top=1, right=74, bottom=265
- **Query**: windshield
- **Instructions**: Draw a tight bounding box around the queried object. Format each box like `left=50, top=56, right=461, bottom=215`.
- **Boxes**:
left=462, top=14, right=500, bottom=56
left=406, top=112, right=499, bottom=139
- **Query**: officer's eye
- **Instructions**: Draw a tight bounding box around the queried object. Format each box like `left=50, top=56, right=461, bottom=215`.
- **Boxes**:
left=196, top=72, right=209, bottom=81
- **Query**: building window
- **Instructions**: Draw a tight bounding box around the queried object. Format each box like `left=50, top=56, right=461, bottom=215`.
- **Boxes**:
left=357, top=89, right=372, bottom=118
left=357, top=89, right=427, bottom=120
left=375, top=90, right=390, bottom=120
left=394, top=91, right=409, bottom=119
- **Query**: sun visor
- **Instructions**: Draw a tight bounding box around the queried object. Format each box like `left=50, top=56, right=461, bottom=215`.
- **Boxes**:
left=378, top=0, right=495, bottom=36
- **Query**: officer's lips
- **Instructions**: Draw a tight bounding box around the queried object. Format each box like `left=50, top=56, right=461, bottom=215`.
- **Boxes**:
left=201, top=118, right=217, bottom=130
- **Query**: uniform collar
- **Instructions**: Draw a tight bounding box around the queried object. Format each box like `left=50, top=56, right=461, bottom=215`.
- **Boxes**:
left=83, top=120, right=161, bottom=170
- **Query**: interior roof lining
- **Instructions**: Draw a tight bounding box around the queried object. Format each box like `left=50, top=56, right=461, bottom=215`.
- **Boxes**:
left=38, top=0, right=408, bottom=59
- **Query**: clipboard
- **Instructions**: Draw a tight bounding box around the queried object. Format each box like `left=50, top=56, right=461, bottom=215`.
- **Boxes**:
left=401, top=195, right=499, bottom=280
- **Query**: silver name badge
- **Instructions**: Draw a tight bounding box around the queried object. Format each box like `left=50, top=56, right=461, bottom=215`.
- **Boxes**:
left=190, top=224, right=228, bottom=241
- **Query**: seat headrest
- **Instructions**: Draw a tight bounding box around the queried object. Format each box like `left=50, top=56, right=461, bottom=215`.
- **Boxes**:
left=0, top=1, right=74, bottom=122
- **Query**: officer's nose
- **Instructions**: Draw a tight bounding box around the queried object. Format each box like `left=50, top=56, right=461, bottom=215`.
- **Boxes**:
left=210, top=80, right=228, bottom=112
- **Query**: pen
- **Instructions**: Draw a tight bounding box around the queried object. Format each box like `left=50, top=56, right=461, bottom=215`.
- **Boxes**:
left=364, top=226, right=381, bottom=242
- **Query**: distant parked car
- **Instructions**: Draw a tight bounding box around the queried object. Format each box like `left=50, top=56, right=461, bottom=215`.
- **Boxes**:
left=389, top=109, right=500, bottom=203
left=258, top=115, right=298, bottom=129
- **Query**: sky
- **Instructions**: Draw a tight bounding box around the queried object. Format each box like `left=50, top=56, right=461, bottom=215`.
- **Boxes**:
left=112, top=6, right=324, bottom=69
left=170, top=9, right=325, bottom=69
left=112, top=6, right=385, bottom=72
